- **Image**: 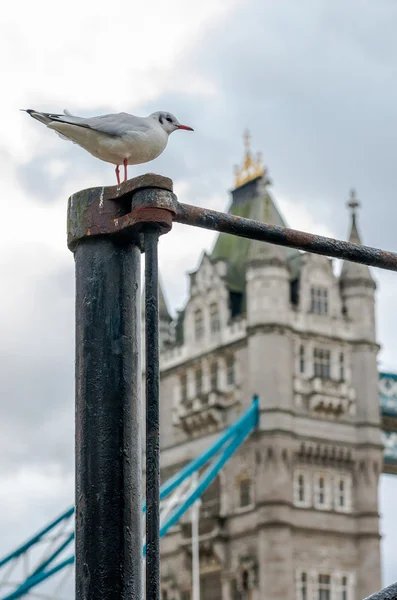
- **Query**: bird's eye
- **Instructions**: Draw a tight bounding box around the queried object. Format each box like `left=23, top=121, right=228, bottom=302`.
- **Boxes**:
left=166, top=116, right=172, bottom=123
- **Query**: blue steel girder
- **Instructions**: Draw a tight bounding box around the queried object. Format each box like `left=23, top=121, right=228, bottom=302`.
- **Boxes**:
left=379, top=372, right=397, bottom=474
left=0, top=398, right=259, bottom=600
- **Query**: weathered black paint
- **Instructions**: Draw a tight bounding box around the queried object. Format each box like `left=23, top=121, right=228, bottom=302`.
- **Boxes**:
left=364, top=583, right=397, bottom=599
left=145, top=231, right=161, bottom=600
left=175, top=202, right=397, bottom=272
left=74, top=238, right=142, bottom=600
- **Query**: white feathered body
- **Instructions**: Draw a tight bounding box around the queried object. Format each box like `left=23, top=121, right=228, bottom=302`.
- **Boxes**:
left=47, top=120, right=169, bottom=166
left=24, top=110, right=174, bottom=166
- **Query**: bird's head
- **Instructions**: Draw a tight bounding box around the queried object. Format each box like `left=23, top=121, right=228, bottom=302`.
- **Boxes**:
left=150, top=111, right=194, bottom=134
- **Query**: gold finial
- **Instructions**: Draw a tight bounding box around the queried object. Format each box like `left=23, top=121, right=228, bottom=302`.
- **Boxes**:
left=234, top=129, right=266, bottom=188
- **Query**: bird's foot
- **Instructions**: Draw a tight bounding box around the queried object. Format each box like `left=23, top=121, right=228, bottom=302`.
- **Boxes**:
left=123, top=158, right=128, bottom=182
left=115, top=165, right=121, bottom=186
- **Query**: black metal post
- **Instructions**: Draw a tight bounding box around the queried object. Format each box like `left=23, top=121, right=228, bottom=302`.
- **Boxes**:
left=74, top=237, right=142, bottom=600
left=144, top=230, right=161, bottom=600
left=67, top=175, right=176, bottom=600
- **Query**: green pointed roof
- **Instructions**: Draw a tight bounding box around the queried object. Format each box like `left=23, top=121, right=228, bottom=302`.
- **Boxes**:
left=340, top=190, right=375, bottom=288
left=210, top=174, right=298, bottom=287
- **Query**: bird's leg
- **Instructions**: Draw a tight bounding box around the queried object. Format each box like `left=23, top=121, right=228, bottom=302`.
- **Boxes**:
left=115, top=165, right=121, bottom=185
left=123, top=158, right=128, bottom=182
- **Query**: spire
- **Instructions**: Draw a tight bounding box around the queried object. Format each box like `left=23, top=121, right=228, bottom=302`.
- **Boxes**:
left=340, top=189, right=375, bottom=287
left=346, top=188, right=361, bottom=244
left=234, top=129, right=267, bottom=188
left=212, top=132, right=299, bottom=284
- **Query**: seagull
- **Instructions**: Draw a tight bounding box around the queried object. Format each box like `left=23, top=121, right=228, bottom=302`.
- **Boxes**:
left=22, top=109, right=194, bottom=184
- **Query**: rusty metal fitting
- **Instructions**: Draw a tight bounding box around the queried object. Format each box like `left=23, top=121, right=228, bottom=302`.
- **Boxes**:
left=67, top=173, right=178, bottom=251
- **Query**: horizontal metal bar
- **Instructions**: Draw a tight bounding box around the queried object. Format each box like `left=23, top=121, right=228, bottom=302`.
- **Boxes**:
left=175, top=203, right=397, bottom=272
left=364, top=582, right=397, bottom=599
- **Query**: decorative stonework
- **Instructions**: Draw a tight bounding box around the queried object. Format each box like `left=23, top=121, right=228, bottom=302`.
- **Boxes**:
left=175, top=401, right=224, bottom=435
left=173, top=391, right=239, bottom=436
left=261, top=444, right=292, bottom=471
left=294, top=376, right=356, bottom=418
left=296, top=442, right=353, bottom=468
left=173, top=378, right=241, bottom=437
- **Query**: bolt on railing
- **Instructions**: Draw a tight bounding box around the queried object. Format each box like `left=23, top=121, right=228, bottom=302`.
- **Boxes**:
left=67, top=174, right=397, bottom=600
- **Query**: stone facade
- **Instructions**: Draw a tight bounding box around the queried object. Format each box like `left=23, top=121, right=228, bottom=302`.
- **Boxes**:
left=156, top=153, right=383, bottom=600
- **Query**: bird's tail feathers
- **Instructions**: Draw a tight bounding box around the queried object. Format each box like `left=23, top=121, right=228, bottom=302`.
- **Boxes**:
left=21, top=109, right=76, bottom=143
left=21, top=109, right=53, bottom=126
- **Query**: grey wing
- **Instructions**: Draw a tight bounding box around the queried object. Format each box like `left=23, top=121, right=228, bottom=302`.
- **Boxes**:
left=47, top=112, right=152, bottom=137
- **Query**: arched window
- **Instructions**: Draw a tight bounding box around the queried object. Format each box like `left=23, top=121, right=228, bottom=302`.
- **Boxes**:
left=313, top=348, right=331, bottom=379
left=341, top=576, right=348, bottom=600
left=313, top=473, right=330, bottom=509
left=226, top=355, right=236, bottom=386
left=334, top=475, right=352, bottom=512
left=339, top=352, right=345, bottom=381
left=298, top=474, right=305, bottom=502
left=299, top=345, right=305, bottom=374
left=293, top=470, right=311, bottom=507
left=310, top=287, right=328, bottom=314
left=318, top=477, right=325, bottom=504
left=210, top=361, right=218, bottom=390
left=318, top=574, right=331, bottom=600
left=195, top=367, right=202, bottom=396
left=210, top=302, right=220, bottom=335
left=338, top=479, right=345, bottom=507
left=297, top=571, right=308, bottom=600
left=239, top=478, right=252, bottom=508
left=180, top=373, right=187, bottom=403
left=194, top=309, right=204, bottom=341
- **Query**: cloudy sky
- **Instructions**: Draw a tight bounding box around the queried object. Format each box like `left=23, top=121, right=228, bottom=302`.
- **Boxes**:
left=1, top=0, right=397, bottom=594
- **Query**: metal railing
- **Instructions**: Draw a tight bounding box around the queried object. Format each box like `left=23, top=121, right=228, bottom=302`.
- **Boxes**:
left=66, top=173, right=397, bottom=600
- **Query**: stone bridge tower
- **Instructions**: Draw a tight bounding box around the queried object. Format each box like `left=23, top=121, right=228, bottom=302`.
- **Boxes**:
left=157, top=133, right=383, bottom=600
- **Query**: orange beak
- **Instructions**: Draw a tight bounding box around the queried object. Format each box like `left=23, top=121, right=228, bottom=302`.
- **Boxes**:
left=177, top=124, right=194, bottom=131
